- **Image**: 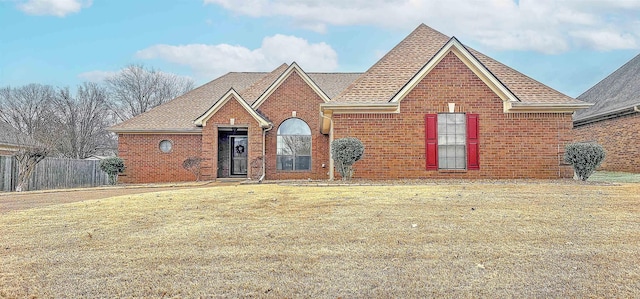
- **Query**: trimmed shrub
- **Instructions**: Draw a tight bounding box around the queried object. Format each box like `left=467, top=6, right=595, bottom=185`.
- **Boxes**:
left=331, top=137, right=365, bottom=181
left=100, top=157, right=126, bottom=185
left=182, top=156, right=203, bottom=181
left=564, top=142, right=605, bottom=181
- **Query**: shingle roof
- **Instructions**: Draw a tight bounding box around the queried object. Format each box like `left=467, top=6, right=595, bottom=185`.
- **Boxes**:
left=0, top=121, right=39, bottom=147
left=110, top=67, right=362, bottom=132
left=469, top=49, right=580, bottom=104
left=111, top=24, right=582, bottom=132
left=240, top=63, right=289, bottom=105
left=110, top=72, right=267, bottom=132
left=333, top=24, right=450, bottom=103
left=308, top=73, right=362, bottom=99
left=334, top=24, right=581, bottom=105
left=574, top=53, right=640, bottom=121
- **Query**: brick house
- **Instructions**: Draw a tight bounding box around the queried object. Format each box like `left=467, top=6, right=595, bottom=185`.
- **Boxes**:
left=573, top=53, right=640, bottom=173
left=110, top=24, right=590, bottom=183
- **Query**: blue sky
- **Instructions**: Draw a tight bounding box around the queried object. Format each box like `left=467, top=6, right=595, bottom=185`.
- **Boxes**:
left=1, top=0, right=639, bottom=98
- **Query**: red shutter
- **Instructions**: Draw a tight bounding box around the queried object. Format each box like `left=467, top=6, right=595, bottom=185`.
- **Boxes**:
left=467, top=114, right=480, bottom=170
left=425, top=114, right=438, bottom=170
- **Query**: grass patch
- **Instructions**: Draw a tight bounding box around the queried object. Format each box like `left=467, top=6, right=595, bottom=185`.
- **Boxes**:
left=589, top=171, right=640, bottom=183
left=1, top=183, right=639, bottom=297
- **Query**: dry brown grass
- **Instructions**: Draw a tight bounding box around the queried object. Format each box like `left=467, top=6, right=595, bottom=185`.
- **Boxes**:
left=1, top=182, right=639, bottom=298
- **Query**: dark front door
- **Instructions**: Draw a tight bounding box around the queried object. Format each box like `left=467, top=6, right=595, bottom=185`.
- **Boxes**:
left=230, top=136, right=247, bottom=176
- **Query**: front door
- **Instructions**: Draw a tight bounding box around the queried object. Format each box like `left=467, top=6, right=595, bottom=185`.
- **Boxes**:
left=230, top=136, right=247, bottom=176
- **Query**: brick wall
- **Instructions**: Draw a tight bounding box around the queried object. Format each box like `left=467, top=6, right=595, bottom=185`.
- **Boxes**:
left=201, top=95, right=263, bottom=180
left=257, top=70, right=330, bottom=180
left=118, top=133, right=202, bottom=183
left=333, top=52, right=574, bottom=179
left=573, top=113, right=640, bottom=173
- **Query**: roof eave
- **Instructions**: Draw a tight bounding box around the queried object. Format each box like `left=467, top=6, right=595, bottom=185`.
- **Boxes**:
left=252, top=62, right=331, bottom=109
left=109, top=128, right=203, bottom=134
left=193, top=88, right=271, bottom=128
left=389, top=37, right=520, bottom=105
left=573, top=105, right=639, bottom=127
left=320, top=103, right=400, bottom=114
left=319, top=103, right=400, bottom=134
left=506, top=102, right=593, bottom=113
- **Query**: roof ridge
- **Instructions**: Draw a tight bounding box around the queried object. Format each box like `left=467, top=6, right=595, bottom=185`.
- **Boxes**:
left=308, top=72, right=364, bottom=74
left=333, top=24, right=450, bottom=102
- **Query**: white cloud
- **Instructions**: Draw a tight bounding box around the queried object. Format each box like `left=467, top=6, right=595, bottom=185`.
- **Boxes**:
left=77, top=70, right=117, bottom=82
left=136, top=34, right=338, bottom=79
left=16, top=0, right=91, bottom=17
left=204, top=0, right=640, bottom=53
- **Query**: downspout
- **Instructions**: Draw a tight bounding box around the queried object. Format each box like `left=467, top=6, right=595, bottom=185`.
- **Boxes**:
left=320, top=112, right=335, bottom=181
left=258, top=124, right=273, bottom=183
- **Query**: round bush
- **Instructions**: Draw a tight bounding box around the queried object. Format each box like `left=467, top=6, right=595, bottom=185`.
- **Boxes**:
left=564, top=142, right=605, bottom=181
left=331, top=137, right=364, bottom=180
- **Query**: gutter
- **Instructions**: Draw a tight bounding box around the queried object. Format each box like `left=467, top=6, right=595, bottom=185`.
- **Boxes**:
left=258, top=124, right=274, bottom=183
left=506, top=102, right=593, bottom=113
left=108, top=128, right=203, bottom=134
left=573, top=105, right=639, bottom=127
left=319, top=103, right=399, bottom=134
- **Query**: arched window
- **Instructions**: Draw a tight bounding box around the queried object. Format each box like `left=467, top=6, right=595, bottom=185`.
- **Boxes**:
left=277, top=118, right=311, bottom=171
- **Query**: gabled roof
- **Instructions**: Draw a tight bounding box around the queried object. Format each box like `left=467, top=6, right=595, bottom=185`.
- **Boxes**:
left=194, top=88, right=270, bottom=127
left=252, top=62, right=331, bottom=109
left=574, top=53, right=640, bottom=123
left=389, top=37, right=519, bottom=104
left=109, top=72, right=266, bottom=133
left=0, top=121, right=39, bottom=149
left=333, top=24, right=584, bottom=107
left=109, top=65, right=360, bottom=132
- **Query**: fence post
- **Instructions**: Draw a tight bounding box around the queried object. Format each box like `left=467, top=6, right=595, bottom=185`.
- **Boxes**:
left=1, top=156, right=11, bottom=192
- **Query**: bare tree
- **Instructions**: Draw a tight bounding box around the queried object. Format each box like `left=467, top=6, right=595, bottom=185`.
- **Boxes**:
left=0, top=84, right=56, bottom=146
left=52, top=83, right=114, bottom=159
left=105, top=64, right=195, bottom=121
left=281, top=135, right=311, bottom=157
left=0, top=120, right=48, bottom=192
left=14, top=147, right=48, bottom=192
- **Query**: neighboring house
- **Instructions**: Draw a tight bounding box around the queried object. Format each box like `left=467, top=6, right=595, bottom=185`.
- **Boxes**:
left=0, top=121, right=39, bottom=156
left=573, top=53, right=640, bottom=173
left=110, top=24, right=590, bottom=183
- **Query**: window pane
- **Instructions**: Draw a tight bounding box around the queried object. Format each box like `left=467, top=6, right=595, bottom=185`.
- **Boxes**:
left=277, top=118, right=312, bottom=171
left=437, top=113, right=467, bottom=170
left=297, top=136, right=312, bottom=155
left=277, top=156, right=294, bottom=170
left=296, top=156, right=311, bottom=170
left=277, top=118, right=311, bottom=135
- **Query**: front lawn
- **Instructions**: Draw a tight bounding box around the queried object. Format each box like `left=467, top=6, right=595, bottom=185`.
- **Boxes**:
left=1, top=182, right=639, bottom=297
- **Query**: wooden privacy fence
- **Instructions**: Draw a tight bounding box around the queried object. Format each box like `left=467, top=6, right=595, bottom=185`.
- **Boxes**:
left=0, top=156, right=109, bottom=192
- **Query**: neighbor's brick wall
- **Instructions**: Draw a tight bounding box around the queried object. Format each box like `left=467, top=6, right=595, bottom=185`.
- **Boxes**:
left=201, top=95, right=263, bottom=180
left=118, top=133, right=202, bottom=183
left=257, top=70, right=330, bottom=180
left=573, top=113, right=640, bottom=173
left=333, top=51, right=574, bottom=179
